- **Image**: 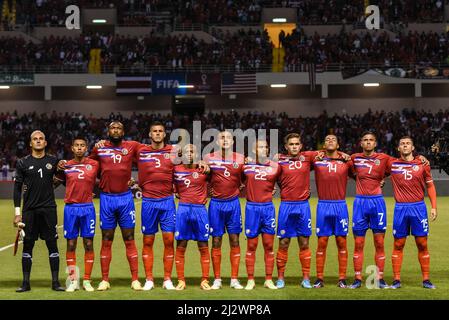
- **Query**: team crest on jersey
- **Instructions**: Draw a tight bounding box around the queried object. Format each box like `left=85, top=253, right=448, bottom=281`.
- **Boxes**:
left=299, top=155, right=305, bottom=162
left=122, top=148, right=129, bottom=155
left=233, top=162, right=239, bottom=169
left=85, top=164, right=92, bottom=171
left=164, top=153, right=170, bottom=159
left=192, top=172, right=199, bottom=179
left=375, top=159, right=381, bottom=165
left=413, top=165, right=419, bottom=172
left=46, top=163, right=52, bottom=170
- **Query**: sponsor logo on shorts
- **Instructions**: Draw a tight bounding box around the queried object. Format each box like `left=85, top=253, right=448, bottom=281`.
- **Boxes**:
left=122, top=148, right=129, bottom=155
left=46, top=163, right=53, bottom=170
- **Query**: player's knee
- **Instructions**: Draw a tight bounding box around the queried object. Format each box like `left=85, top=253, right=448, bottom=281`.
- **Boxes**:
left=102, top=230, right=114, bottom=241
left=393, top=239, right=406, bottom=251
left=45, top=239, right=58, bottom=253
left=23, top=240, right=35, bottom=253
left=415, top=237, right=428, bottom=251
left=298, top=239, right=309, bottom=251
left=212, top=237, right=222, bottom=248
left=83, top=238, right=94, bottom=251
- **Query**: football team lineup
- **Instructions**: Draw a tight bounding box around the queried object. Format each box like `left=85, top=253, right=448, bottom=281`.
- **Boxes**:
left=3, top=120, right=446, bottom=299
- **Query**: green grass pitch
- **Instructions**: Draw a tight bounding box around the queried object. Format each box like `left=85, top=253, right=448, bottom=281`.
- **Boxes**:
left=0, top=197, right=448, bottom=300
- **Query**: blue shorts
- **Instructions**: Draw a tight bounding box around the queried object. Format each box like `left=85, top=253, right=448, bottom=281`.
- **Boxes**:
left=208, top=196, right=242, bottom=237
left=244, top=201, right=276, bottom=239
left=277, top=200, right=312, bottom=238
left=141, top=196, right=176, bottom=235
left=393, top=201, right=429, bottom=238
left=316, top=200, right=349, bottom=237
left=64, top=203, right=96, bottom=239
left=352, top=195, right=387, bottom=236
left=99, top=190, right=136, bottom=230
left=175, top=203, right=209, bottom=242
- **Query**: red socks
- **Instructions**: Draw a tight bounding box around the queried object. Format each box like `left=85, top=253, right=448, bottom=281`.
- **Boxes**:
left=392, top=237, right=406, bottom=281
left=230, top=246, right=241, bottom=279
left=373, top=234, right=386, bottom=279
left=199, top=246, right=210, bottom=281
left=211, top=247, right=222, bottom=279
left=175, top=246, right=186, bottom=281
left=336, top=236, right=348, bottom=280
left=142, top=235, right=155, bottom=281
left=299, top=247, right=311, bottom=280
left=276, top=247, right=288, bottom=280
left=245, top=237, right=259, bottom=280
left=100, top=240, right=113, bottom=282
left=415, top=236, right=430, bottom=281
left=316, top=236, right=328, bottom=280
left=353, top=236, right=365, bottom=280
left=262, top=234, right=275, bottom=280
left=162, top=232, right=175, bottom=280
left=124, top=240, right=139, bottom=281
left=84, top=251, right=94, bottom=280
left=66, top=251, right=76, bottom=280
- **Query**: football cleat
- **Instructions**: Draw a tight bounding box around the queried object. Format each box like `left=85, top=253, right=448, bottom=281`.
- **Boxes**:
left=143, top=280, right=154, bottom=291
left=16, top=282, right=31, bottom=293
left=349, top=279, right=362, bottom=289
left=245, top=279, right=256, bottom=290
left=131, top=280, right=143, bottom=291
left=390, top=280, right=401, bottom=289
left=82, top=280, right=95, bottom=292
left=97, top=280, right=111, bottom=291
left=211, top=279, right=222, bottom=290
left=65, top=280, right=80, bottom=292
left=230, top=279, right=244, bottom=290
left=313, top=279, right=324, bottom=288
left=52, top=281, right=65, bottom=292
left=423, top=280, right=436, bottom=289
left=275, top=279, right=285, bottom=289
left=163, top=279, right=176, bottom=290
left=301, top=279, right=312, bottom=289
left=264, top=280, right=278, bottom=290
left=337, top=279, right=348, bottom=288
left=200, top=280, right=212, bottom=290
left=378, top=279, right=389, bottom=289
left=175, top=280, right=186, bottom=291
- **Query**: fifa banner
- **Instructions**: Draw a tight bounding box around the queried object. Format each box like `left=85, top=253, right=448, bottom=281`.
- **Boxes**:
left=186, top=73, right=221, bottom=95
left=343, top=65, right=449, bottom=80
left=0, top=73, right=34, bottom=85
left=151, top=72, right=187, bottom=95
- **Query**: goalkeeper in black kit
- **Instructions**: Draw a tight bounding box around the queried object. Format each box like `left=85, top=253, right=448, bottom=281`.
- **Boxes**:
left=13, top=130, right=65, bottom=292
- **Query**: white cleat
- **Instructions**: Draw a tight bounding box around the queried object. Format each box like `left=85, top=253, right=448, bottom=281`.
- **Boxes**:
left=264, top=279, right=278, bottom=290
left=163, top=279, right=176, bottom=290
left=65, top=280, right=79, bottom=292
left=131, top=280, right=143, bottom=291
left=211, top=279, right=222, bottom=290
left=143, top=280, right=154, bottom=291
left=97, top=280, right=110, bottom=291
left=245, top=279, right=256, bottom=291
left=82, top=280, right=95, bottom=292
left=230, top=279, right=244, bottom=290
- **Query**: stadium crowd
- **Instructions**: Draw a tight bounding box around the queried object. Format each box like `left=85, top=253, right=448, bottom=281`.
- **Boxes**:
left=1, top=108, right=446, bottom=170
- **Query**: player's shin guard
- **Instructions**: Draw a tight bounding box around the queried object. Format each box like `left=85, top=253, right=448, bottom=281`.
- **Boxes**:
left=230, top=246, right=240, bottom=280
left=245, top=237, right=259, bottom=280
left=373, top=234, right=386, bottom=279
left=100, top=240, right=113, bottom=281
left=336, top=236, right=348, bottom=280
left=162, top=232, right=174, bottom=280
left=262, top=234, right=275, bottom=281
left=46, top=240, right=60, bottom=282
left=66, top=251, right=77, bottom=280
left=316, top=237, right=329, bottom=280
left=142, top=235, right=155, bottom=281
left=276, top=247, right=288, bottom=280
left=84, top=251, right=94, bottom=280
left=175, top=247, right=186, bottom=281
left=392, top=238, right=406, bottom=281
left=415, top=237, right=430, bottom=281
left=211, top=247, right=222, bottom=280
left=22, top=240, right=35, bottom=283
left=353, top=236, right=365, bottom=280
left=124, top=240, right=139, bottom=281
left=199, top=247, right=210, bottom=281
left=299, top=248, right=311, bottom=280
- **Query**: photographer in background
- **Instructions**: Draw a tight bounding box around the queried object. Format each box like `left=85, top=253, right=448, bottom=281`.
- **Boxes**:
left=431, top=141, right=449, bottom=175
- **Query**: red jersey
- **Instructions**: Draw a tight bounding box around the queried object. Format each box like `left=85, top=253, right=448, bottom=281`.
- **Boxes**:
left=174, top=165, right=208, bottom=205
left=62, top=158, right=99, bottom=203
left=204, top=151, right=244, bottom=199
left=243, top=160, right=280, bottom=203
left=89, top=140, right=140, bottom=193
left=137, top=144, right=175, bottom=198
left=387, top=158, right=433, bottom=203
left=351, top=153, right=391, bottom=196
left=313, top=157, right=353, bottom=200
left=278, top=151, right=317, bottom=201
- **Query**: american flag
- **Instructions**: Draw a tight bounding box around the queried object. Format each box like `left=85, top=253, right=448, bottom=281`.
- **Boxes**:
left=116, top=75, right=152, bottom=95
left=221, top=73, right=257, bottom=94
